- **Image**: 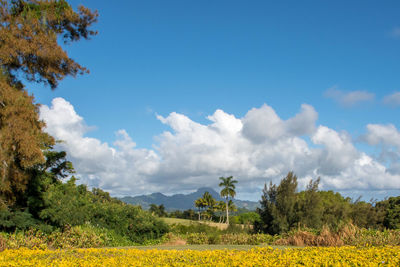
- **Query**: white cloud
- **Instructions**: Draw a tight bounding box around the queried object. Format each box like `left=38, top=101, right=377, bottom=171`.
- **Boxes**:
left=383, top=92, right=400, bottom=107
left=40, top=98, right=161, bottom=194
left=324, top=87, right=375, bottom=107
left=311, top=126, right=359, bottom=175
left=40, top=98, right=400, bottom=200
left=364, top=124, right=400, bottom=149
left=363, top=124, right=400, bottom=174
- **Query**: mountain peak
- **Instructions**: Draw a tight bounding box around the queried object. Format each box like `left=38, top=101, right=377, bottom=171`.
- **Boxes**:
left=120, top=188, right=259, bottom=211
left=196, top=187, right=218, bottom=194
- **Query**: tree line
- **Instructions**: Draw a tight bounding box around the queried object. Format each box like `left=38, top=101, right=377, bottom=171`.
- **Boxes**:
left=255, top=172, right=400, bottom=235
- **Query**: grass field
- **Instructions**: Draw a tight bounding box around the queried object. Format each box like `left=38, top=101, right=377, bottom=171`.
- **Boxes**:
left=161, top=217, right=197, bottom=226
left=161, top=217, right=229, bottom=230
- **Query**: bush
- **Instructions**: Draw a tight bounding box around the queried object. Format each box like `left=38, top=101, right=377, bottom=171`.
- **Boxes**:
left=0, top=210, right=38, bottom=232
left=38, top=179, right=169, bottom=244
left=4, top=229, right=48, bottom=250
left=0, top=224, right=137, bottom=250
left=219, top=233, right=277, bottom=245
left=169, top=222, right=219, bottom=235
left=47, top=225, right=105, bottom=249
left=186, top=233, right=210, bottom=244
left=345, top=228, right=400, bottom=246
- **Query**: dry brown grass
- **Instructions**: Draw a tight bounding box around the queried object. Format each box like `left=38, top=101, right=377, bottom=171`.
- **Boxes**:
left=275, top=225, right=348, bottom=247
left=161, top=233, right=187, bottom=246
left=0, top=235, right=6, bottom=252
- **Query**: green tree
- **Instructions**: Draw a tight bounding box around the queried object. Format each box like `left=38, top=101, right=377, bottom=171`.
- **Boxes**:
left=219, top=176, right=238, bottom=225
left=383, top=196, right=400, bottom=229
left=295, top=177, right=323, bottom=229
left=318, top=190, right=352, bottom=228
left=256, top=181, right=278, bottom=234
left=182, top=209, right=195, bottom=220
left=236, top=211, right=260, bottom=225
left=256, top=172, right=298, bottom=234
left=202, top=191, right=216, bottom=221
left=149, top=204, right=166, bottom=217
left=39, top=176, right=93, bottom=226
left=349, top=197, right=379, bottom=229
left=149, top=204, right=159, bottom=216
left=216, top=200, right=226, bottom=223
left=194, top=197, right=206, bottom=221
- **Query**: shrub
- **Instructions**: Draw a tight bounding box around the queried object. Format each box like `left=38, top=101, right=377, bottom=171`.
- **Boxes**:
left=345, top=228, right=400, bottom=246
left=169, top=222, right=219, bottom=235
left=0, top=210, right=38, bottom=232
left=186, top=233, right=210, bottom=244
left=47, top=225, right=105, bottom=249
left=5, top=229, right=48, bottom=249
left=220, top=233, right=254, bottom=245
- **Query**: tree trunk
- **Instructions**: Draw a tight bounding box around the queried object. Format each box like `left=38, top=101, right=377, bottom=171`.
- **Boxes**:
left=226, top=198, right=229, bottom=225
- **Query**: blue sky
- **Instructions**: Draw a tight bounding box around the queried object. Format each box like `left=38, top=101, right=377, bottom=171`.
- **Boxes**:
left=30, top=1, right=400, bottom=201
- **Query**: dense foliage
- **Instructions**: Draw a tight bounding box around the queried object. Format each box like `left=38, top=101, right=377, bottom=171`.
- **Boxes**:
left=256, top=172, right=400, bottom=235
left=0, top=148, right=168, bottom=243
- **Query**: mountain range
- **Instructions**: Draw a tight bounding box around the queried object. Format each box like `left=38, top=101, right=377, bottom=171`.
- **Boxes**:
left=120, top=187, right=259, bottom=211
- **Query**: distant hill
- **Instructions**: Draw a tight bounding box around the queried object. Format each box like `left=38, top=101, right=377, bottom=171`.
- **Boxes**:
left=120, top=187, right=259, bottom=211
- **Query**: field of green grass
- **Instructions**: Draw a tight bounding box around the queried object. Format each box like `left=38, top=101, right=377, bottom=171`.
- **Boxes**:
left=161, top=217, right=197, bottom=226
left=161, top=217, right=229, bottom=230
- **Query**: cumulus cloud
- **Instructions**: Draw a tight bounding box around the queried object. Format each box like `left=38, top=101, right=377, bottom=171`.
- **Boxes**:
left=40, top=98, right=400, bottom=200
left=242, top=103, right=317, bottom=143
left=383, top=92, right=400, bottom=107
left=363, top=124, right=400, bottom=175
left=364, top=124, right=400, bottom=149
left=40, top=98, right=161, bottom=194
left=324, top=87, right=375, bottom=107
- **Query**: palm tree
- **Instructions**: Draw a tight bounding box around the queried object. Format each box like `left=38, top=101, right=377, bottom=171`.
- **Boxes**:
left=216, top=201, right=226, bottom=223
left=202, top=191, right=216, bottom=221
left=219, top=176, right=238, bottom=225
left=195, top=197, right=206, bottom=221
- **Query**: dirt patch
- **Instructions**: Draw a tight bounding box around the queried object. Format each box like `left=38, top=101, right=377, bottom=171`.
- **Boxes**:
left=162, top=239, right=187, bottom=246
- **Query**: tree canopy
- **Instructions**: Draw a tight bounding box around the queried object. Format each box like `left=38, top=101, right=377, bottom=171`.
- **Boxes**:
left=0, top=0, right=98, bottom=89
left=0, top=0, right=97, bottom=210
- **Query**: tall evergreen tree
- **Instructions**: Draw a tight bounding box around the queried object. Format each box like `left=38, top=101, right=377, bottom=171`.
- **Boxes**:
left=256, top=172, right=298, bottom=234
left=255, top=181, right=278, bottom=234
left=0, top=0, right=97, bottom=211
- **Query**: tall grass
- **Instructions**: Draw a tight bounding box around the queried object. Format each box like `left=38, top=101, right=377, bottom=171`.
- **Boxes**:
left=274, top=223, right=400, bottom=247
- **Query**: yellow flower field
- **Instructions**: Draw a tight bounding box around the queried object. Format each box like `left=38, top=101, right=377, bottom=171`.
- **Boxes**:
left=0, top=246, right=399, bottom=266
